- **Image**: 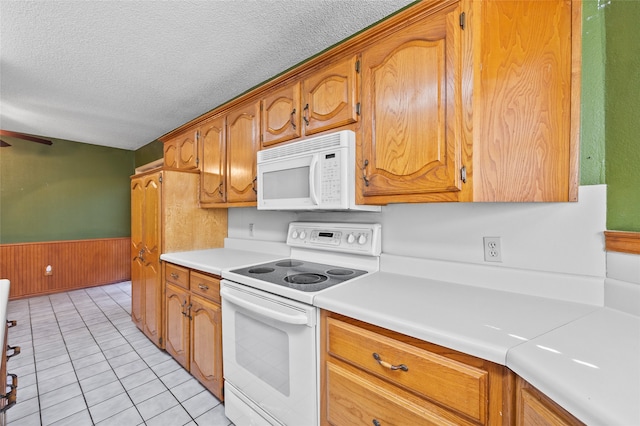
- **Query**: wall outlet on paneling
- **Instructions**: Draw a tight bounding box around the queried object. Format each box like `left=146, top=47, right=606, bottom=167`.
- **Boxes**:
left=45, top=265, right=53, bottom=276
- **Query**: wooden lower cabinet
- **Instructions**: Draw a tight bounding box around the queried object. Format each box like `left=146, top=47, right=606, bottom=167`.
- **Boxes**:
left=321, top=311, right=510, bottom=426
left=515, top=376, right=584, bottom=426
left=164, top=263, right=224, bottom=400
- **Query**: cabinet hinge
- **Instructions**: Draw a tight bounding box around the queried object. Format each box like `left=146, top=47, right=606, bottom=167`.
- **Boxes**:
left=159, top=337, right=163, bottom=345
left=460, top=166, right=467, bottom=183
left=356, top=102, right=361, bottom=116
left=196, top=157, right=199, bottom=167
left=159, top=175, right=163, bottom=184
left=459, top=12, right=466, bottom=30
left=355, top=59, right=360, bottom=73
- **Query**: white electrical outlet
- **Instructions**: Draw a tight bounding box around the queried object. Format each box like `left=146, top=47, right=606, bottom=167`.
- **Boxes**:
left=483, top=237, right=502, bottom=262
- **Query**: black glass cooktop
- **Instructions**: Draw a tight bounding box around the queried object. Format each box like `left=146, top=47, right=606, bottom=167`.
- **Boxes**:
left=230, top=259, right=367, bottom=292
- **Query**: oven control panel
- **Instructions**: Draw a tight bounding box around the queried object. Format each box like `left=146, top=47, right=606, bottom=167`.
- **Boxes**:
left=287, top=222, right=381, bottom=256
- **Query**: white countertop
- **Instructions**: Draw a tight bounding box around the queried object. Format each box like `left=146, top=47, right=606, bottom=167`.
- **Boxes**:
left=508, top=307, right=640, bottom=426
left=314, top=271, right=639, bottom=426
left=163, top=246, right=639, bottom=426
left=313, top=272, right=598, bottom=365
left=160, top=247, right=286, bottom=276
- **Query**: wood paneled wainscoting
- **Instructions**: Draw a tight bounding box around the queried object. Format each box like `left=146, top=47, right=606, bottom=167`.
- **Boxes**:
left=0, top=237, right=130, bottom=299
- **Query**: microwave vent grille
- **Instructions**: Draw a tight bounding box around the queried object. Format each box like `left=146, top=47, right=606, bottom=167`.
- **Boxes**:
left=258, top=131, right=351, bottom=162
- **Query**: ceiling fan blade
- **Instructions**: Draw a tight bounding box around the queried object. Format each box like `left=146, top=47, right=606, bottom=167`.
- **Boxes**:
left=0, top=130, right=53, bottom=145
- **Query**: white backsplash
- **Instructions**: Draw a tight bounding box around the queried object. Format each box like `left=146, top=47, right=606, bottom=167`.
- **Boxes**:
left=228, top=185, right=607, bottom=302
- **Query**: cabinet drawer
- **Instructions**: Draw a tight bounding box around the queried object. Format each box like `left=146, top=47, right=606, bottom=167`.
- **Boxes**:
left=327, top=361, right=473, bottom=426
left=327, top=317, right=488, bottom=423
left=190, top=271, right=221, bottom=303
left=165, top=264, right=189, bottom=289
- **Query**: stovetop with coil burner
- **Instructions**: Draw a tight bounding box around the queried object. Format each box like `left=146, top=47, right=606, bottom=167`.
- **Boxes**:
left=229, top=258, right=368, bottom=292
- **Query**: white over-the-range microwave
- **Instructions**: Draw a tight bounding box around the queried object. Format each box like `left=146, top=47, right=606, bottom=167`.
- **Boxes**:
left=257, top=130, right=381, bottom=211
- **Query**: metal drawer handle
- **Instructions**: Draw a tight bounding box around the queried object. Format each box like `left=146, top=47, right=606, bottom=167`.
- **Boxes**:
left=0, top=373, right=18, bottom=413
left=170, top=273, right=180, bottom=280
left=372, top=420, right=381, bottom=426
left=6, top=345, right=20, bottom=360
left=198, top=283, right=209, bottom=291
left=372, top=353, right=408, bottom=372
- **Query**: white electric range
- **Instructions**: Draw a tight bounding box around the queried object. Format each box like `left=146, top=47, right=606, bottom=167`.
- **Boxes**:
left=220, top=222, right=381, bottom=426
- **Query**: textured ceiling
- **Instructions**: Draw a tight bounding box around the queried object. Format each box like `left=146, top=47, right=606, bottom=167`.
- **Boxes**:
left=0, top=0, right=415, bottom=150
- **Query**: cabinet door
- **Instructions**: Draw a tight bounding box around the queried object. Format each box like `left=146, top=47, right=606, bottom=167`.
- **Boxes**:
left=516, top=377, right=585, bottom=426
left=189, top=295, right=224, bottom=400
left=360, top=4, right=463, bottom=201
left=302, top=55, right=359, bottom=135
left=142, top=173, right=162, bottom=346
left=227, top=101, right=260, bottom=203
left=164, top=129, right=198, bottom=170
left=475, top=0, right=574, bottom=202
left=130, top=177, right=145, bottom=330
left=165, top=283, right=190, bottom=369
left=200, top=116, right=227, bottom=204
left=261, top=81, right=301, bottom=147
left=163, top=139, right=178, bottom=169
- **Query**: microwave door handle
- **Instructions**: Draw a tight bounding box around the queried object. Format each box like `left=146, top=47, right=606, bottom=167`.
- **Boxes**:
left=221, top=287, right=309, bottom=325
left=309, top=154, right=320, bottom=205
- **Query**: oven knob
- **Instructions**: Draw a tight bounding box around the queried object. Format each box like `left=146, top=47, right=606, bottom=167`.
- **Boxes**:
left=347, top=233, right=356, bottom=244
left=291, top=230, right=299, bottom=239
left=299, top=231, right=307, bottom=239
left=358, top=234, right=368, bottom=245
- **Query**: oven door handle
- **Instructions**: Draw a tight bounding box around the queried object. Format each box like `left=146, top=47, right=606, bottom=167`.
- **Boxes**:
left=221, top=287, right=309, bottom=325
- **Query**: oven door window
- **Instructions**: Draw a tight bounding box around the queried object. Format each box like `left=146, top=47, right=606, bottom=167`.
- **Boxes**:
left=235, top=311, right=290, bottom=396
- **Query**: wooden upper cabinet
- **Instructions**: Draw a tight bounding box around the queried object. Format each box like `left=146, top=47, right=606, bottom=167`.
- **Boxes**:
left=359, top=3, right=463, bottom=203
left=164, top=127, right=199, bottom=170
left=302, top=55, right=360, bottom=136
left=226, top=101, right=260, bottom=203
left=472, top=0, right=577, bottom=202
left=199, top=116, right=227, bottom=204
left=261, top=81, right=302, bottom=147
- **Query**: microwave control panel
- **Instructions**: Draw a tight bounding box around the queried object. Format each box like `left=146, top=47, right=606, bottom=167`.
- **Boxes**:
left=320, top=152, right=342, bottom=204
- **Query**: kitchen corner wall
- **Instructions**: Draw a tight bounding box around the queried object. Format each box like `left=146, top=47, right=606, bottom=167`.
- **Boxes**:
left=228, top=185, right=607, bottom=284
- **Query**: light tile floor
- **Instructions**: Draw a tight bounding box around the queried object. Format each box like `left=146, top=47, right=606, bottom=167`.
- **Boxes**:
left=5, top=281, right=232, bottom=426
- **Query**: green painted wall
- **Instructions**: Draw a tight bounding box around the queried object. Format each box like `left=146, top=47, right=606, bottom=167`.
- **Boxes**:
left=135, top=140, right=164, bottom=168
left=604, top=0, right=640, bottom=232
left=580, top=0, right=606, bottom=185
left=0, top=138, right=135, bottom=243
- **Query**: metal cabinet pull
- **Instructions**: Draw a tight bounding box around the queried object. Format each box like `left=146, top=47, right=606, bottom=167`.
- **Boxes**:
left=6, top=345, right=20, bottom=360
left=303, top=103, right=310, bottom=126
left=198, top=283, right=209, bottom=291
left=170, top=273, right=180, bottom=280
left=372, top=352, right=408, bottom=372
left=372, top=420, right=381, bottom=426
left=252, top=176, right=258, bottom=193
left=290, top=109, right=297, bottom=130
left=185, top=303, right=193, bottom=320
left=362, top=159, right=370, bottom=187
left=0, top=373, right=18, bottom=412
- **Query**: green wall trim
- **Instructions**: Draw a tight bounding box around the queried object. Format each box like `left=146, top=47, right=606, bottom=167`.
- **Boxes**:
left=0, top=137, right=135, bottom=243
